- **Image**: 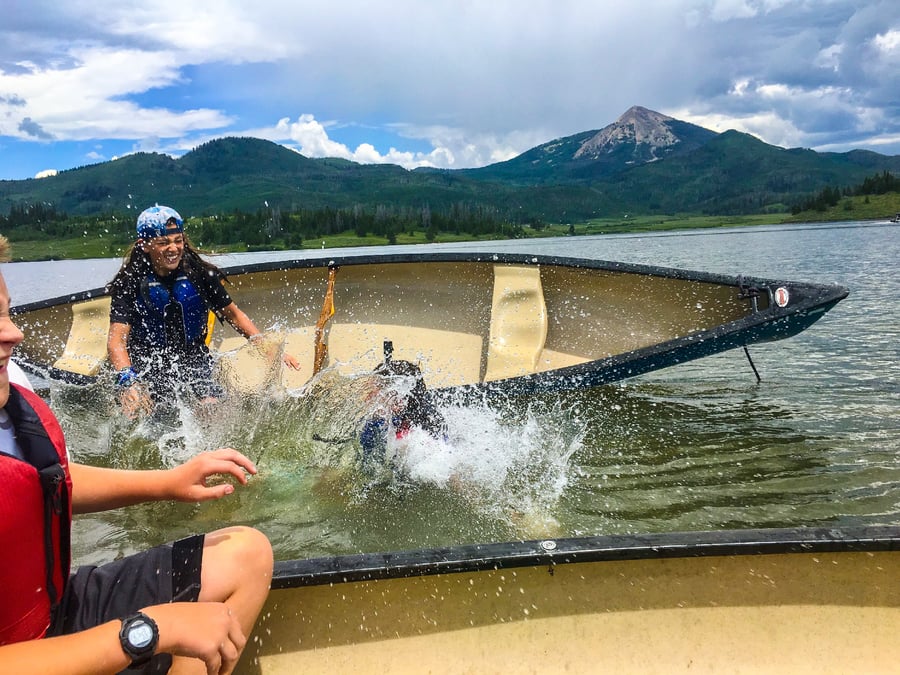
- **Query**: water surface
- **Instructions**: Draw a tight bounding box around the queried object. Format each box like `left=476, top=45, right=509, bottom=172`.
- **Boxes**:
left=7, top=220, right=898, bottom=564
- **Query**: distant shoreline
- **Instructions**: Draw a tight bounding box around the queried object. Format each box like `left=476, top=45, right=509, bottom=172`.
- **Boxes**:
left=5, top=210, right=896, bottom=263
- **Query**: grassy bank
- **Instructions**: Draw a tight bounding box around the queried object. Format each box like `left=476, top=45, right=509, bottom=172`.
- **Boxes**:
left=6, top=216, right=778, bottom=262
left=782, top=191, right=900, bottom=223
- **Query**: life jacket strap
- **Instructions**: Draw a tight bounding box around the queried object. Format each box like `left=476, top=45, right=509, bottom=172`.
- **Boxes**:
left=38, top=463, right=69, bottom=611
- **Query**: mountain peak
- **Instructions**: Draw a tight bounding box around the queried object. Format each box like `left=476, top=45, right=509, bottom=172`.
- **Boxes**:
left=574, top=106, right=681, bottom=160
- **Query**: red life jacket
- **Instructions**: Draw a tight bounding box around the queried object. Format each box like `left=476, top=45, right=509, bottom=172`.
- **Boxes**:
left=0, top=384, right=72, bottom=645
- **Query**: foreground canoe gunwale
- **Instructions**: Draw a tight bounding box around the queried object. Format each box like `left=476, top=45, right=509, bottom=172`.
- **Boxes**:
left=270, top=524, right=900, bottom=589
left=10, top=251, right=849, bottom=391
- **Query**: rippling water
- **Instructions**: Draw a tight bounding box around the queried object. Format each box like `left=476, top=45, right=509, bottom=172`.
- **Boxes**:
left=7, top=220, right=899, bottom=564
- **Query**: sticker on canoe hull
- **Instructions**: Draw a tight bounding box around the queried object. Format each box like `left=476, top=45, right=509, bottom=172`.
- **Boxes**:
left=774, top=287, right=790, bottom=307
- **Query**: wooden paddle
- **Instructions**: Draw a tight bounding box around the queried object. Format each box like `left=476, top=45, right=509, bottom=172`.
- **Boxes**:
left=313, top=265, right=338, bottom=374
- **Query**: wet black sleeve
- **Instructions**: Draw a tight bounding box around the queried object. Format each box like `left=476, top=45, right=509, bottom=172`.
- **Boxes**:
left=109, top=278, right=138, bottom=325
left=193, top=270, right=234, bottom=313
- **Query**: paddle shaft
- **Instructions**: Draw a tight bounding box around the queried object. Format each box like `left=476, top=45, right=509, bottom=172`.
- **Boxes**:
left=313, top=266, right=337, bottom=374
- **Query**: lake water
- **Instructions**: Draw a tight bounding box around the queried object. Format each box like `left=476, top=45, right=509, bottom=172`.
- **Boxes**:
left=6, top=220, right=899, bottom=565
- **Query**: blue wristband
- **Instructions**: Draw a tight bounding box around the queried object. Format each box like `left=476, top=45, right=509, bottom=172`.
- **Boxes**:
left=116, top=367, right=138, bottom=389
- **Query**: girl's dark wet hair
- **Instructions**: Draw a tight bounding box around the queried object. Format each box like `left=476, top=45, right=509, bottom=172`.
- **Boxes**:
left=107, top=233, right=225, bottom=295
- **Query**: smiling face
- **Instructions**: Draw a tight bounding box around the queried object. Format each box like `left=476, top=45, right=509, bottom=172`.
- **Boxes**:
left=141, top=229, right=185, bottom=276
left=0, top=271, right=26, bottom=408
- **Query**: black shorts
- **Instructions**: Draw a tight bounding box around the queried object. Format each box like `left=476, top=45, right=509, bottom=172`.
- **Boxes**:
left=49, top=534, right=204, bottom=673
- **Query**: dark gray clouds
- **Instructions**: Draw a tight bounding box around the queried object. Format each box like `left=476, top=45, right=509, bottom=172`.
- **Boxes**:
left=0, top=0, right=898, bottom=179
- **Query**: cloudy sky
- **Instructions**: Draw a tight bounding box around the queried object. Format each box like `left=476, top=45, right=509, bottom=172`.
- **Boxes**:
left=1, top=0, right=899, bottom=181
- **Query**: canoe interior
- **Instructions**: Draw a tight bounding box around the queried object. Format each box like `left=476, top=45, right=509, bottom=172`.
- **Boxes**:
left=239, top=526, right=899, bottom=674
left=10, top=253, right=846, bottom=394
left=218, top=261, right=759, bottom=390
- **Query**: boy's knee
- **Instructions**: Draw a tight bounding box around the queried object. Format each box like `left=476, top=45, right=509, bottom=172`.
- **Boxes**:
left=198, top=526, right=272, bottom=606
left=236, top=526, right=274, bottom=574
left=207, top=526, right=273, bottom=578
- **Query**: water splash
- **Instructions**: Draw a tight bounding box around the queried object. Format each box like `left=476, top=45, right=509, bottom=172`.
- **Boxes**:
left=275, top=370, right=585, bottom=538
left=397, top=400, right=581, bottom=529
left=49, top=365, right=586, bottom=555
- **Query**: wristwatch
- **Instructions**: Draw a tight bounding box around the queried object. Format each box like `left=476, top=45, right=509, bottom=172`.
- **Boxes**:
left=119, top=612, right=159, bottom=667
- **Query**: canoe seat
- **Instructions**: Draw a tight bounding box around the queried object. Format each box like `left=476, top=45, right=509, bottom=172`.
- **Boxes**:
left=52, top=297, right=111, bottom=377
left=484, top=265, right=548, bottom=382
left=327, top=323, right=483, bottom=389
left=215, top=327, right=317, bottom=394
left=217, top=324, right=483, bottom=392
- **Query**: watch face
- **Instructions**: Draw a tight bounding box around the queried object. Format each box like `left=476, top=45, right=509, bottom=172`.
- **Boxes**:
left=128, top=621, right=155, bottom=649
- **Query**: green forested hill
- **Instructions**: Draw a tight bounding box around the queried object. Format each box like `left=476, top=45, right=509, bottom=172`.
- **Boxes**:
left=2, top=109, right=900, bottom=236
left=0, top=138, right=517, bottom=217
left=604, top=131, right=900, bottom=215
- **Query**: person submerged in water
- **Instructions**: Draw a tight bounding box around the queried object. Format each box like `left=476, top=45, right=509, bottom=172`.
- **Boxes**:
left=358, top=359, right=447, bottom=470
left=107, top=204, right=300, bottom=418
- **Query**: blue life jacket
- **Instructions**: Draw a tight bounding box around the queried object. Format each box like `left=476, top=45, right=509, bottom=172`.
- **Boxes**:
left=135, top=273, right=208, bottom=349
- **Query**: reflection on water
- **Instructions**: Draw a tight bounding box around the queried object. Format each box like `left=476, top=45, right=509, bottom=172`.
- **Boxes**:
left=21, top=221, right=900, bottom=564
left=563, top=380, right=837, bottom=534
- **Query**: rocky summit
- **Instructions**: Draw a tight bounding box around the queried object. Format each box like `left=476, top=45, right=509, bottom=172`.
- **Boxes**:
left=575, top=106, right=686, bottom=162
left=575, top=106, right=679, bottom=159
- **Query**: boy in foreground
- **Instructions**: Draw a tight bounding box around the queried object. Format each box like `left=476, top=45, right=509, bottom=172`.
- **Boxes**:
left=0, top=233, right=272, bottom=674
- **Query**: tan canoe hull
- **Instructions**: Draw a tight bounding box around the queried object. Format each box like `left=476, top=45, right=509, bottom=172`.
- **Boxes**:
left=11, top=252, right=848, bottom=397
left=240, top=527, right=899, bottom=674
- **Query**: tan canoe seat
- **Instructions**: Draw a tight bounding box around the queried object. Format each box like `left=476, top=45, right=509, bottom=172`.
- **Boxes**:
left=484, top=265, right=548, bottom=381
left=327, top=323, right=483, bottom=389
left=52, top=297, right=111, bottom=377
left=215, top=327, right=317, bottom=394
left=217, top=324, right=483, bottom=392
